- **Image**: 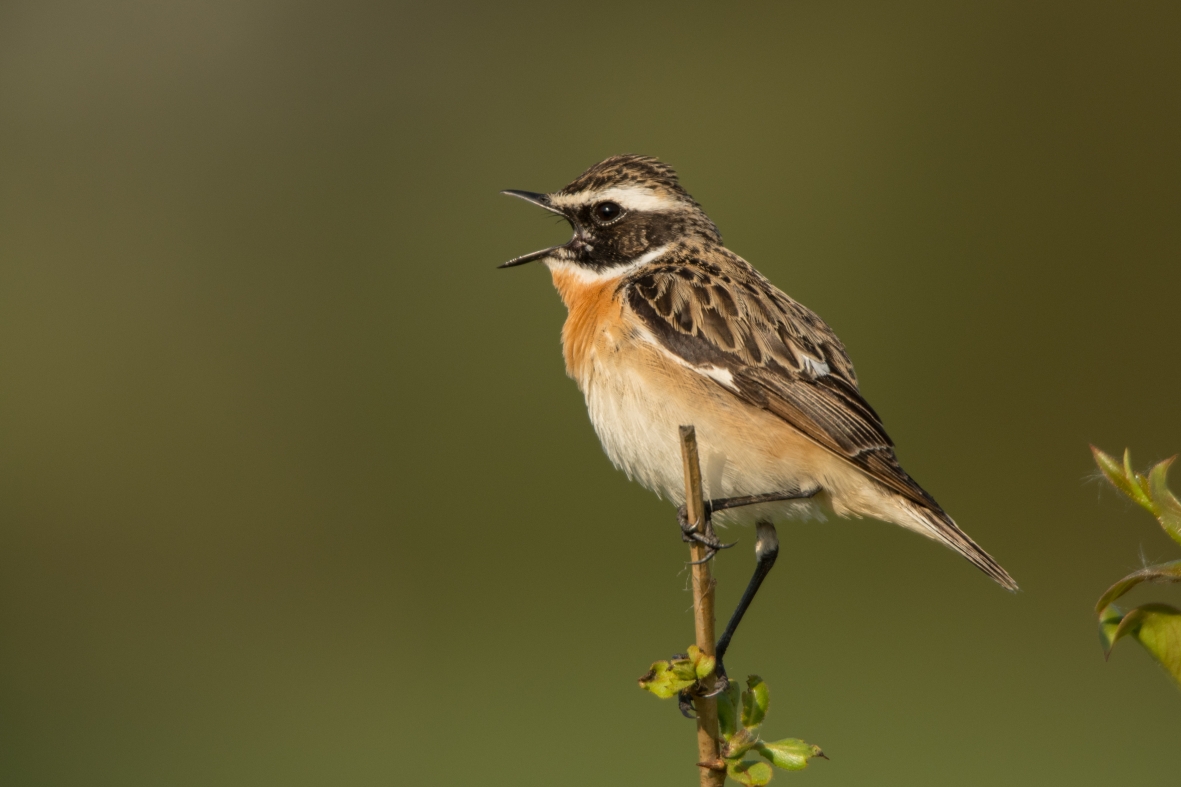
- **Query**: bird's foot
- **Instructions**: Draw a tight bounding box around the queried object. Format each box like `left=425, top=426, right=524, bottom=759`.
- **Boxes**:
left=675, top=662, right=731, bottom=718
left=677, top=689, right=696, bottom=718
left=677, top=504, right=736, bottom=564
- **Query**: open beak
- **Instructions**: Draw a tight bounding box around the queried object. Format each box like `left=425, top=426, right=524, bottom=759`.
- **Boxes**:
left=499, top=246, right=561, bottom=268
left=500, top=190, right=567, bottom=268
left=501, top=190, right=559, bottom=211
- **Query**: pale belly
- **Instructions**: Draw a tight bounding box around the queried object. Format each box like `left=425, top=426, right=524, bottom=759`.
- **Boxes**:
left=577, top=335, right=832, bottom=527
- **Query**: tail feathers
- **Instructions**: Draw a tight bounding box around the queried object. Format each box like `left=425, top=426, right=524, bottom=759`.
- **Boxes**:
left=904, top=502, right=1019, bottom=592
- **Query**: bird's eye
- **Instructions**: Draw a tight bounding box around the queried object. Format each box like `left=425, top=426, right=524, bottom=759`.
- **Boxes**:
left=592, top=201, right=623, bottom=223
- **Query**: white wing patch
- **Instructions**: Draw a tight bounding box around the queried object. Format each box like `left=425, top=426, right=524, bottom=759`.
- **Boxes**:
left=801, top=356, right=830, bottom=377
left=633, top=323, right=741, bottom=392
left=699, top=365, right=737, bottom=390
left=636, top=313, right=830, bottom=388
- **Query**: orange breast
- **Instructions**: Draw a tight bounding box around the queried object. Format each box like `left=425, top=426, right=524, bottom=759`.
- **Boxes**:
left=550, top=268, right=626, bottom=385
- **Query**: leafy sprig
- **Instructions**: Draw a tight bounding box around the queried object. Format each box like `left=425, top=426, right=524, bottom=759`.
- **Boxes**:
left=1091, top=447, right=1181, bottom=687
left=640, top=655, right=825, bottom=785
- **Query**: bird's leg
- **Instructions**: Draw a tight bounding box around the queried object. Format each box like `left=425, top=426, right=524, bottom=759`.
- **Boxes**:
left=706, top=487, right=821, bottom=517
left=675, top=492, right=814, bottom=711
left=712, top=520, right=781, bottom=691
left=676, top=487, right=818, bottom=565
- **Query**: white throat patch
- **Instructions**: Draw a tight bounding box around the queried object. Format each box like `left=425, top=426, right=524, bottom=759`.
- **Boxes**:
left=544, top=243, right=671, bottom=283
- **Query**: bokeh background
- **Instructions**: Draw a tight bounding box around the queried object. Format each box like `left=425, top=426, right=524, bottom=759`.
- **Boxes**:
left=2, top=1, right=1179, bottom=784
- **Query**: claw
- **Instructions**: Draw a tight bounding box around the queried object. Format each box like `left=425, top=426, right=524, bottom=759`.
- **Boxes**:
left=707, top=663, right=730, bottom=696
left=685, top=530, right=737, bottom=550
left=677, top=504, right=737, bottom=564
left=676, top=667, right=729, bottom=718
left=698, top=678, right=729, bottom=698
left=687, top=542, right=737, bottom=565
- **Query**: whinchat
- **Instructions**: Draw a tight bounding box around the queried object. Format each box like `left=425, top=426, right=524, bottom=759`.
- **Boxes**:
left=501, top=155, right=1017, bottom=607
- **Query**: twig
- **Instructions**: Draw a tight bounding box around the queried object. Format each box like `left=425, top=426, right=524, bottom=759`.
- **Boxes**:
left=680, top=425, right=726, bottom=786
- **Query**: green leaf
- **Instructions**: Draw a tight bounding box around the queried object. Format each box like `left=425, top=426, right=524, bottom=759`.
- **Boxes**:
left=637, top=656, right=699, bottom=699
left=1093, top=446, right=1141, bottom=503
left=717, top=680, right=741, bottom=738
left=1147, top=457, right=1181, bottom=546
left=755, top=738, right=826, bottom=771
left=1109, top=603, right=1181, bottom=688
left=1099, top=603, right=1125, bottom=652
left=1095, top=560, right=1181, bottom=612
left=741, top=675, right=770, bottom=729
left=726, top=759, right=773, bottom=786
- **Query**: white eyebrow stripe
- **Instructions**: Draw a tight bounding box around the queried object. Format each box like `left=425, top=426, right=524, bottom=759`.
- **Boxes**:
left=549, top=184, right=679, bottom=213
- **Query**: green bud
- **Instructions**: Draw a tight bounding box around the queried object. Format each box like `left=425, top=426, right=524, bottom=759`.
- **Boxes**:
left=723, top=727, right=758, bottom=760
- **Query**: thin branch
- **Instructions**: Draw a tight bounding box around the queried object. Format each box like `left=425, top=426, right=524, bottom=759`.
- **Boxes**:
left=680, top=425, right=726, bottom=786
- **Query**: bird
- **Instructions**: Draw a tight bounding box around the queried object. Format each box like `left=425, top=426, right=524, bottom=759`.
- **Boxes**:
left=500, top=154, right=1017, bottom=683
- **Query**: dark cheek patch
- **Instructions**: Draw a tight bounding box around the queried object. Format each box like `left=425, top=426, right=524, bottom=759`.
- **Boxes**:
left=614, top=224, right=648, bottom=258
left=596, top=213, right=681, bottom=265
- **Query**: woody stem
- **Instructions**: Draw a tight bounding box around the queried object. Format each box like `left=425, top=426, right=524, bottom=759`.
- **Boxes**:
left=679, top=426, right=726, bottom=786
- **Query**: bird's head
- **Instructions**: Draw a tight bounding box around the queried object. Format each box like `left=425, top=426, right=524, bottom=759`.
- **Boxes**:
left=500, top=155, right=720, bottom=272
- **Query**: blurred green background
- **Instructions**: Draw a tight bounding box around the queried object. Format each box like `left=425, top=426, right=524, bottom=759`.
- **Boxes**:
left=1, top=1, right=1179, bottom=784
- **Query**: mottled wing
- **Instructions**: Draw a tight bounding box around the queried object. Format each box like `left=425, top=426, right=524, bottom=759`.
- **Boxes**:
left=624, top=255, right=936, bottom=509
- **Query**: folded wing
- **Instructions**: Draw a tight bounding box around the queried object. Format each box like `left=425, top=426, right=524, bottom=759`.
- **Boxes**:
left=623, top=254, right=937, bottom=510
